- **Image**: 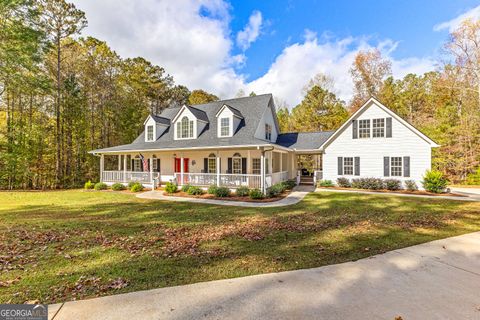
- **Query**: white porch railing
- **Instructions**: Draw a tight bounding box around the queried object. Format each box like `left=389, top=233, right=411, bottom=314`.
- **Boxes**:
left=102, top=171, right=156, bottom=184
left=174, top=173, right=262, bottom=189
left=270, top=171, right=288, bottom=185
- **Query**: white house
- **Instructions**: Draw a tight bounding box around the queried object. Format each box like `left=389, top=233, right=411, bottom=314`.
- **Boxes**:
left=89, top=95, right=438, bottom=191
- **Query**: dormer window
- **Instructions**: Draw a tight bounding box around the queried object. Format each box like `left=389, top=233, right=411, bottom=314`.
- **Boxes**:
left=220, top=117, right=230, bottom=137
left=265, top=124, right=272, bottom=141
left=146, top=125, right=154, bottom=141
left=177, top=116, right=194, bottom=139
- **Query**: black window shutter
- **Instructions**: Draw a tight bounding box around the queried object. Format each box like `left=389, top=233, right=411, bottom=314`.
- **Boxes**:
left=403, top=156, right=410, bottom=177
left=227, top=158, right=232, bottom=174
left=354, top=157, right=360, bottom=176
left=384, top=157, right=390, bottom=177
left=337, top=157, right=343, bottom=175
left=204, top=158, right=208, bottom=173
left=157, top=159, right=161, bottom=172
left=131, top=159, right=134, bottom=171
left=386, top=117, right=392, bottom=138
left=242, top=158, right=247, bottom=174
left=352, top=120, right=358, bottom=139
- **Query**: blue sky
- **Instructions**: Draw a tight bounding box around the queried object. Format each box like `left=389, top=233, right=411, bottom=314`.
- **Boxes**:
left=72, top=0, right=480, bottom=107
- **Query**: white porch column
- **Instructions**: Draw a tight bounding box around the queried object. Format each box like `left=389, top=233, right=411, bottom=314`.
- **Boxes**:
left=216, top=153, right=220, bottom=186
left=149, top=156, right=153, bottom=186
left=247, top=150, right=251, bottom=186
left=279, top=152, right=283, bottom=172
left=123, top=155, right=127, bottom=183
left=100, top=154, right=104, bottom=182
left=260, top=152, right=265, bottom=193
left=118, top=155, right=121, bottom=171
left=180, top=156, right=184, bottom=186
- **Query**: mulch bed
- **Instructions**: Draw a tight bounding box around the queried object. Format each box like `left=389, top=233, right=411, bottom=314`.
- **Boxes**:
left=161, top=190, right=289, bottom=202
left=318, top=186, right=466, bottom=197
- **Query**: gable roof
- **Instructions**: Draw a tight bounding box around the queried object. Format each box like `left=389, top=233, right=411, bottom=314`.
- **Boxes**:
left=171, top=105, right=209, bottom=123
left=143, top=113, right=170, bottom=126
left=319, top=97, right=439, bottom=149
left=276, top=132, right=334, bottom=150
left=89, top=94, right=282, bottom=153
left=215, top=104, right=244, bottom=119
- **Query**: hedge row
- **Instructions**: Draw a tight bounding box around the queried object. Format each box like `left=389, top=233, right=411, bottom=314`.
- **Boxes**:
left=84, top=181, right=144, bottom=192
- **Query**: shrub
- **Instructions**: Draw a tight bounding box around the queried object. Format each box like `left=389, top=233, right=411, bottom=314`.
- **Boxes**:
left=187, top=186, right=204, bottom=195
left=266, top=183, right=286, bottom=198
left=249, top=188, right=264, bottom=199
left=181, top=184, right=191, bottom=192
left=84, top=180, right=95, bottom=189
left=281, top=179, right=296, bottom=190
left=130, top=183, right=144, bottom=192
left=214, top=186, right=230, bottom=197
left=318, top=179, right=334, bottom=187
left=466, top=167, right=480, bottom=185
left=94, top=182, right=108, bottom=190
left=111, top=183, right=126, bottom=191
left=207, top=184, right=218, bottom=195
left=404, top=180, right=418, bottom=191
left=165, top=181, right=178, bottom=194
left=384, top=179, right=402, bottom=191
left=336, top=177, right=351, bottom=188
left=422, top=170, right=448, bottom=193
left=351, top=178, right=384, bottom=190
left=128, top=181, right=138, bottom=189
left=235, top=186, right=250, bottom=197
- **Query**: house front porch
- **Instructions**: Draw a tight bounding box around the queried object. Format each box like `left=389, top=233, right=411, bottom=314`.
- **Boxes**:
left=98, top=147, right=295, bottom=192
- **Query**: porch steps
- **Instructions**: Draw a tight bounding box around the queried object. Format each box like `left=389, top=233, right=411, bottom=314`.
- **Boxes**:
left=299, top=176, right=314, bottom=186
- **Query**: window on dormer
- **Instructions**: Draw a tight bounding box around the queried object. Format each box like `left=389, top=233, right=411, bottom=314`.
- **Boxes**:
left=177, top=116, right=194, bottom=139
left=220, top=117, right=230, bottom=137
left=146, top=125, right=154, bottom=141
left=265, top=124, right=272, bottom=140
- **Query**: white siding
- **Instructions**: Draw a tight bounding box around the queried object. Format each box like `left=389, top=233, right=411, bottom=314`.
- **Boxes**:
left=254, top=103, right=278, bottom=142
left=216, top=107, right=234, bottom=137
left=322, top=102, right=432, bottom=188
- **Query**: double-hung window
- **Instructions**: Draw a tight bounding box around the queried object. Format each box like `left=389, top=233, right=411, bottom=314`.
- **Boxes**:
left=343, top=157, right=354, bottom=175
left=265, top=124, right=272, bottom=140
left=232, top=157, right=242, bottom=174
left=372, top=118, right=385, bottom=138
left=252, top=158, right=261, bottom=174
left=391, top=157, right=402, bottom=176
left=207, top=154, right=217, bottom=173
left=358, top=119, right=370, bottom=138
left=220, top=117, right=230, bottom=137
left=147, top=125, right=154, bottom=141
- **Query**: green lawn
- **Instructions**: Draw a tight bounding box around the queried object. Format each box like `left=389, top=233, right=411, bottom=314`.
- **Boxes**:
left=1, top=190, right=479, bottom=304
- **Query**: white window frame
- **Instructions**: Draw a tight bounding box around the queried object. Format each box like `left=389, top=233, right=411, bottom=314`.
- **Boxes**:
left=391, top=157, right=402, bottom=177
left=372, top=118, right=385, bottom=138
left=133, top=158, right=142, bottom=172
left=252, top=158, right=261, bottom=175
left=265, top=124, right=272, bottom=141
left=207, top=156, right=216, bottom=173
left=358, top=119, right=370, bottom=138
left=220, top=117, right=230, bottom=137
left=232, top=153, right=242, bottom=174
left=177, top=116, right=194, bottom=139
left=343, top=157, right=354, bottom=175
left=146, top=125, right=154, bottom=141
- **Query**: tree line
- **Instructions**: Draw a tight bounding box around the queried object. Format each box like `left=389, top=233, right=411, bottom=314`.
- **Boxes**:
left=1, top=0, right=478, bottom=189
left=277, top=20, right=480, bottom=183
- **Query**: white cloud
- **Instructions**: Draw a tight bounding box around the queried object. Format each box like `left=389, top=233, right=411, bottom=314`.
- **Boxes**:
left=245, top=32, right=436, bottom=107
left=434, top=5, right=480, bottom=32
left=236, top=10, right=263, bottom=51
left=72, top=1, right=436, bottom=109
left=71, top=0, right=244, bottom=98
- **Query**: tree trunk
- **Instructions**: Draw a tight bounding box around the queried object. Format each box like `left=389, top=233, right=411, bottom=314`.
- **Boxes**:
left=55, top=37, right=62, bottom=188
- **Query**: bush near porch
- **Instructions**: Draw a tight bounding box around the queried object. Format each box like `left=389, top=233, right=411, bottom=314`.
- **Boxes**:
left=1, top=190, right=479, bottom=304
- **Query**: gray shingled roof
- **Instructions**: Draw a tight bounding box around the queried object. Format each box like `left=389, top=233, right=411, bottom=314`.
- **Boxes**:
left=185, top=105, right=209, bottom=122
left=276, top=132, right=334, bottom=150
left=150, top=114, right=170, bottom=126
left=222, top=104, right=243, bottom=118
left=89, top=94, right=332, bottom=153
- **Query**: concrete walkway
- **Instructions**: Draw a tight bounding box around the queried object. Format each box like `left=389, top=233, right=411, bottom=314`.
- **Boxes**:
left=49, top=232, right=480, bottom=320
left=316, top=187, right=480, bottom=201
left=136, top=185, right=314, bottom=207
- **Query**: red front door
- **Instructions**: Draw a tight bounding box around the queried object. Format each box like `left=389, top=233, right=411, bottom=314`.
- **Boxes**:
left=174, top=158, right=189, bottom=173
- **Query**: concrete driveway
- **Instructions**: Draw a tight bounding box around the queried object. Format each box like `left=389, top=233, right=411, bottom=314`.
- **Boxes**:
left=50, top=232, right=480, bottom=320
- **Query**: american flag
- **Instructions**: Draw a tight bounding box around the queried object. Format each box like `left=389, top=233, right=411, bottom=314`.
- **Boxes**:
left=139, top=154, right=149, bottom=172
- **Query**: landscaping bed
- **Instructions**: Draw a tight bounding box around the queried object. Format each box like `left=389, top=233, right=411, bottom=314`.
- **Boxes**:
left=317, top=186, right=466, bottom=197
left=162, top=190, right=289, bottom=202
